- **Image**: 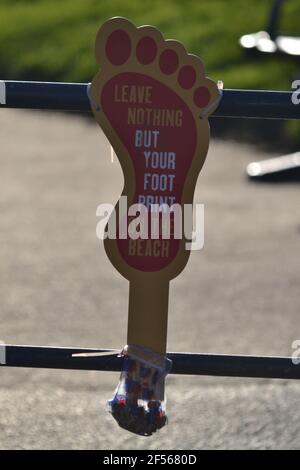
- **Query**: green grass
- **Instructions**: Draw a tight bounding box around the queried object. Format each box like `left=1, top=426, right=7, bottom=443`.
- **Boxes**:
left=0, top=0, right=299, bottom=145
left=0, top=0, right=299, bottom=90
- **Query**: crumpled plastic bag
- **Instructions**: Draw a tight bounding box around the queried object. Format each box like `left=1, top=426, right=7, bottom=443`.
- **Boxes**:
left=107, top=344, right=172, bottom=436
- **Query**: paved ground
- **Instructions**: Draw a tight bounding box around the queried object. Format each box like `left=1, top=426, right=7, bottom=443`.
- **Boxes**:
left=0, top=109, right=299, bottom=449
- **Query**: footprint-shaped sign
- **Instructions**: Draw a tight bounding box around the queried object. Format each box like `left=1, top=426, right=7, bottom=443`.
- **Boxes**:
left=90, top=17, right=221, bottom=435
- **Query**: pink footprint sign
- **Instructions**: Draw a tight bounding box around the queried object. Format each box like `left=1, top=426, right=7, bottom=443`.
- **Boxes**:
left=90, top=17, right=221, bottom=435
left=90, top=18, right=221, bottom=435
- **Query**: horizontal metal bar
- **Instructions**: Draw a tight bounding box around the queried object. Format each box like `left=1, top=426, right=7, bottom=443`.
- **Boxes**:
left=0, top=81, right=88, bottom=113
left=219, top=88, right=299, bottom=119
left=1, top=344, right=300, bottom=379
left=0, top=80, right=299, bottom=120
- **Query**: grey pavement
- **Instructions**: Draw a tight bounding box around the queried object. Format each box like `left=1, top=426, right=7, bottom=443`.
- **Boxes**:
left=0, top=109, right=299, bottom=449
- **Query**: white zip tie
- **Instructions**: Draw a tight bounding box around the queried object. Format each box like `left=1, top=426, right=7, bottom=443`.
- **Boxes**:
left=199, top=81, right=223, bottom=119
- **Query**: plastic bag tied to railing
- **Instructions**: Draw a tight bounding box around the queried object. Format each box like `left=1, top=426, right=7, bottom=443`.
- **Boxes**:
left=107, top=344, right=172, bottom=436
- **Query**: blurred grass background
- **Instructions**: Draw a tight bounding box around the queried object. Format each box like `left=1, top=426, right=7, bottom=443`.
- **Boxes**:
left=0, top=0, right=299, bottom=144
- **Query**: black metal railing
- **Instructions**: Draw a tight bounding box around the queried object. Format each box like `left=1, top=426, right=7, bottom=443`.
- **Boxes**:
left=0, top=80, right=299, bottom=119
left=0, top=79, right=299, bottom=379
left=1, top=345, right=300, bottom=379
